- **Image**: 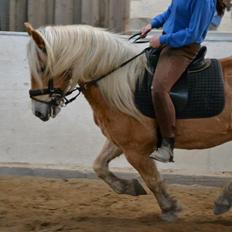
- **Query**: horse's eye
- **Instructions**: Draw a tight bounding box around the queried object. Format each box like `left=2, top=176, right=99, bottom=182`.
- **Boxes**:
left=36, top=51, right=47, bottom=74
left=37, top=64, right=46, bottom=74
left=40, top=65, right=46, bottom=73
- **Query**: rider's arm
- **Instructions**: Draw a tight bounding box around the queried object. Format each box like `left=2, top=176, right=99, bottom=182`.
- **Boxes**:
left=159, top=0, right=215, bottom=47
left=150, top=4, right=172, bottom=29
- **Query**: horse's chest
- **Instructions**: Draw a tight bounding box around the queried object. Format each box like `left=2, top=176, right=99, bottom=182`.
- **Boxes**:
left=93, top=109, right=136, bottom=143
left=93, top=111, right=119, bottom=138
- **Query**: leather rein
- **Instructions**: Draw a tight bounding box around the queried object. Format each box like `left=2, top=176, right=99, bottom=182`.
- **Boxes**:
left=29, top=32, right=148, bottom=107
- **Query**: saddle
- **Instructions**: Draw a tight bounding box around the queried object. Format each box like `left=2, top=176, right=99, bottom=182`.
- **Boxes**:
left=134, top=46, right=225, bottom=119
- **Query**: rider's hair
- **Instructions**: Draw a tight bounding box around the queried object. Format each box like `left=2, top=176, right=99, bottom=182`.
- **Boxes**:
left=216, top=0, right=226, bottom=16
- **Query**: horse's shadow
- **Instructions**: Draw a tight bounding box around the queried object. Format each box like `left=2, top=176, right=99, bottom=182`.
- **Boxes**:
left=35, top=212, right=232, bottom=232
left=73, top=214, right=232, bottom=232
left=198, top=219, right=232, bottom=227
left=74, top=213, right=165, bottom=226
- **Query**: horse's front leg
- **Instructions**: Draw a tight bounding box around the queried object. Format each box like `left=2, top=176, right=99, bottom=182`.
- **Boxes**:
left=124, top=151, right=181, bottom=221
left=93, top=139, right=147, bottom=196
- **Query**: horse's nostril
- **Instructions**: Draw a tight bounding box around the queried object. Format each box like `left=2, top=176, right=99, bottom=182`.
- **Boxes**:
left=34, top=110, right=49, bottom=121
left=35, top=111, right=42, bottom=118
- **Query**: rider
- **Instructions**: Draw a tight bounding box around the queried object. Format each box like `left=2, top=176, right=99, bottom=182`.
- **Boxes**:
left=140, top=0, right=226, bottom=163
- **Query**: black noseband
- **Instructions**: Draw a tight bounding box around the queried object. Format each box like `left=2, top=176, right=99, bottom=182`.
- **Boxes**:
left=29, top=79, right=82, bottom=106
left=29, top=79, right=62, bottom=98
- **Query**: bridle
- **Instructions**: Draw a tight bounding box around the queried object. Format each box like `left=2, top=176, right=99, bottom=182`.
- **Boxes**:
left=29, top=78, right=83, bottom=106
left=29, top=32, right=149, bottom=108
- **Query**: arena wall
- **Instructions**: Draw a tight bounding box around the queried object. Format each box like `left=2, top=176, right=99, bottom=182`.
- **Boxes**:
left=1, top=32, right=232, bottom=175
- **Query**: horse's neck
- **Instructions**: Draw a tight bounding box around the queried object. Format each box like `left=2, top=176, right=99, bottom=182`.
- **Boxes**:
left=71, top=30, right=136, bottom=83
left=83, top=85, right=113, bottom=115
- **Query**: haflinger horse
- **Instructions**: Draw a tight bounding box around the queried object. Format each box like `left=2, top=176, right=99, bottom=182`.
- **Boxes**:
left=25, top=22, right=232, bottom=221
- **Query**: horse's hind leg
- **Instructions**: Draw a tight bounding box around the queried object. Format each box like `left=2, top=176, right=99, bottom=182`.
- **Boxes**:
left=125, top=151, right=181, bottom=221
left=93, top=139, right=147, bottom=196
left=214, top=182, right=232, bottom=215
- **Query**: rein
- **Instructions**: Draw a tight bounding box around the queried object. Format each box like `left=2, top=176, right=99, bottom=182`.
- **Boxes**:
left=29, top=32, right=149, bottom=106
left=82, top=48, right=148, bottom=89
left=29, top=78, right=82, bottom=105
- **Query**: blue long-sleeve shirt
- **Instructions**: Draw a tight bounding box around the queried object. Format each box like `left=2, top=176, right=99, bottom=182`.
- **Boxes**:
left=150, top=0, right=216, bottom=47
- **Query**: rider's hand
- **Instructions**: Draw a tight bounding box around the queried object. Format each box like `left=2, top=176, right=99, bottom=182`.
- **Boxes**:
left=140, top=24, right=152, bottom=38
left=150, top=35, right=161, bottom=48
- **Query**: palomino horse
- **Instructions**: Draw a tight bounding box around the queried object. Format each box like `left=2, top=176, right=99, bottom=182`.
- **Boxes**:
left=25, top=23, right=232, bottom=221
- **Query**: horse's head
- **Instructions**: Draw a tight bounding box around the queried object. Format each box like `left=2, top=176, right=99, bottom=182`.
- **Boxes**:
left=25, top=23, right=74, bottom=121
left=25, top=23, right=145, bottom=123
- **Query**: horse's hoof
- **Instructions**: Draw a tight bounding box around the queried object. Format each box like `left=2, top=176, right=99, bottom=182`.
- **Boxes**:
left=214, top=204, right=230, bottom=215
left=214, top=198, right=231, bottom=215
left=160, top=200, right=182, bottom=222
left=131, top=179, right=147, bottom=196
left=174, top=202, right=182, bottom=213
left=160, top=212, right=178, bottom=222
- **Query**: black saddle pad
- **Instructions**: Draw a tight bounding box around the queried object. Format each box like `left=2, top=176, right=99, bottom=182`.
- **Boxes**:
left=134, top=50, right=225, bottom=119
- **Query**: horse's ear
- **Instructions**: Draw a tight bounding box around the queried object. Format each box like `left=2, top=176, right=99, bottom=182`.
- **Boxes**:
left=24, top=22, right=46, bottom=51
left=24, top=22, right=34, bottom=36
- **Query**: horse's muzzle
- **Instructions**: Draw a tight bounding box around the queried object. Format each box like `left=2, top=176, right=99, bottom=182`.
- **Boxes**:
left=35, top=110, right=50, bottom=121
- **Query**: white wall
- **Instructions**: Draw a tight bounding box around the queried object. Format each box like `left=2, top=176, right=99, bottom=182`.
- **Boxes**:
left=130, top=0, right=232, bottom=32
left=0, top=33, right=105, bottom=167
left=1, top=32, right=232, bottom=173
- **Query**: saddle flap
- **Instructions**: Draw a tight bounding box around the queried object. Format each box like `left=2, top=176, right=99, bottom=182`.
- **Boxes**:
left=189, top=46, right=210, bottom=72
left=135, top=47, right=225, bottom=119
left=170, top=75, right=188, bottom=112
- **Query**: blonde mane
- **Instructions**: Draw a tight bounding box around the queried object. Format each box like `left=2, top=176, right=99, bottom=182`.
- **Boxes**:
left=27, top=25, right=147, bottom=121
